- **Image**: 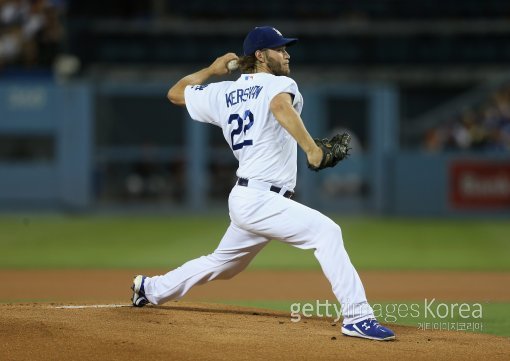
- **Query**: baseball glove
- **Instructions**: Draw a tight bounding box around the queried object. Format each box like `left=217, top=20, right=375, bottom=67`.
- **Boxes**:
left=307, top=132, right=352, bottom=171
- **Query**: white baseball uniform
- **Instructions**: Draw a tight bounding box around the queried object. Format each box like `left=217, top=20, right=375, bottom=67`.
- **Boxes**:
left=143, top=73, right=374, bottom=324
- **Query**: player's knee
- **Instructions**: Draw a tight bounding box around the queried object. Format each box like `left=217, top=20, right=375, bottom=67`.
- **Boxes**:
left=217, top=268, right=238, bottom=280
left=206, top=253, right=250, bottom=280
left=224, top=258, right=252, bottom=279
left=316, top=221, right=344, bottom=248
left=321, top=219, right=342, bottom=238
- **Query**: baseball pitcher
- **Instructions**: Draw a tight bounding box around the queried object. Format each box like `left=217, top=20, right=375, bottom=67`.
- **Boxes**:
left=131, top=26, right=395, bottom=341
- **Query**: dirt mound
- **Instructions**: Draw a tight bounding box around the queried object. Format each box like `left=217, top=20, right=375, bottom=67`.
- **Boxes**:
left=1, top=302, right=508, bottom=361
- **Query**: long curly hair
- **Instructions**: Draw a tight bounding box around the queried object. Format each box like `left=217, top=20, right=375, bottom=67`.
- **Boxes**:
left=237, top=55, right=258, bottom=73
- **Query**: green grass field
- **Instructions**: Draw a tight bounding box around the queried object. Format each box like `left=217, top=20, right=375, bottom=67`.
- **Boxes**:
left=0, top=215, right=508, bottom=270
left=1, top=215, right=509, bottom=337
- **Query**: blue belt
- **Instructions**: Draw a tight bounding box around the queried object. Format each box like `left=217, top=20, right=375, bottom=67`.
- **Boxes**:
left=237, top=178, right=294, bottom=199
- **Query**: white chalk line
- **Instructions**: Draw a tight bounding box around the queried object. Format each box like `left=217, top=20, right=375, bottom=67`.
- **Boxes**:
left=51, top=304, right=131, bottom=309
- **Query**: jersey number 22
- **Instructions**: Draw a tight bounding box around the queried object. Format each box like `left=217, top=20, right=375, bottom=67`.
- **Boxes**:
left=228, top=110, right=254, bottom=150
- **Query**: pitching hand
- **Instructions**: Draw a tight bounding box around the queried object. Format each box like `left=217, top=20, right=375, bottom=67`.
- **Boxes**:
left=208, top=53, right=239, bottom=76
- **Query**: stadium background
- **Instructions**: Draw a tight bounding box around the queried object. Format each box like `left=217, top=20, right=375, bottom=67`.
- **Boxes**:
left=2, top=0, right=510, bottom=215
left=0, top=1, right=509, bottom=358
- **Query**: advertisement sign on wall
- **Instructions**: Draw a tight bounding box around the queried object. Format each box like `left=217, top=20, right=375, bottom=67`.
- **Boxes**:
left=450, top=161, right=510, bottom=209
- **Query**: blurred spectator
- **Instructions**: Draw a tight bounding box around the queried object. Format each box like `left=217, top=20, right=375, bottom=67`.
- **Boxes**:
left=424, top=87, right=510, bottom=152
left=0, top=0, right=64, bottom=70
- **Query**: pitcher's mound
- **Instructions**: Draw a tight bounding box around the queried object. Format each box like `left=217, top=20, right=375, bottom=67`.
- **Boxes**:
left=0, top=302, right=508, bottom=361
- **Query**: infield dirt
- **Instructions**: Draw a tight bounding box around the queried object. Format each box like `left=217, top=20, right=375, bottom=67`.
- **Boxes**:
left=1, top=270, right=509, bottom=360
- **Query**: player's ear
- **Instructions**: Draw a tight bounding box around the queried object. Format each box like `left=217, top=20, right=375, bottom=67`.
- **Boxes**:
left=254, top=49, right=266, bottom=63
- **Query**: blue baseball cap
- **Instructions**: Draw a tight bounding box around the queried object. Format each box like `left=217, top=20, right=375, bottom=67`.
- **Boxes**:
left=243, top=26, right=298, bottom=56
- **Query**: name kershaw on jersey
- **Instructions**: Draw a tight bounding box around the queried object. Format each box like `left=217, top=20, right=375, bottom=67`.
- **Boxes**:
left=225, top=86, right=264, bottom=107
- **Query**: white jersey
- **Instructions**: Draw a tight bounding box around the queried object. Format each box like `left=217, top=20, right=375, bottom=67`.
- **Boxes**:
left=184, top=73, right=303, bottom=190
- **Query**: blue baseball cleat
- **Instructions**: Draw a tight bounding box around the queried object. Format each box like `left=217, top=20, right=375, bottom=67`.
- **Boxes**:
left=342, top=318, right=396, bottom=341
left=131, top=275, right=149, bottom=307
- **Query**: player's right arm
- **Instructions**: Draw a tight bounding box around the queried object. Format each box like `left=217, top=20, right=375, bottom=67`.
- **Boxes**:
left=167, top=53, right=238, bottom=106
left=270, top=93, right=323, bottom=168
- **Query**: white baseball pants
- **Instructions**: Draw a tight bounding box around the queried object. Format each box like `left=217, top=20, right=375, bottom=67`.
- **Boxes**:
left=143, top=183, right=374, bottom=324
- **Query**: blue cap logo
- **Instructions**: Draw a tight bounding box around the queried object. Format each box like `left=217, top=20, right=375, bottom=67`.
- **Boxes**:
left=272, top=28, right=283, bottom=36
left=243, top=26, right=298, bottom=56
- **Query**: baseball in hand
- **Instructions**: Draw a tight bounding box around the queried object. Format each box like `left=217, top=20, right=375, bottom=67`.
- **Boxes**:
left=227, top=59, right=239, bottom=71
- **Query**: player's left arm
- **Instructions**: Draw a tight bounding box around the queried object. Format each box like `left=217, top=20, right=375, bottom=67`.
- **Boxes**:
left=167, top=53, right=238, bottom=106
left=270, top=93, right=323, bottom=168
